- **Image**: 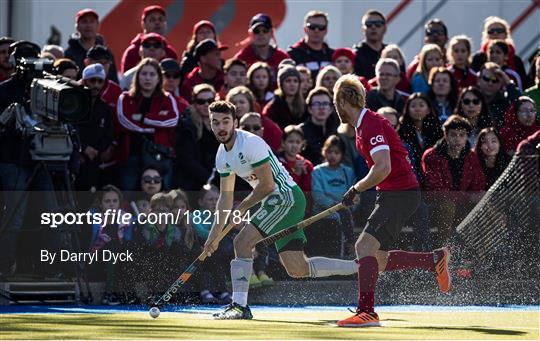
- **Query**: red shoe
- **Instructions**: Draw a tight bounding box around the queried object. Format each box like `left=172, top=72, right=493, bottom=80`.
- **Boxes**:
left=434, top=247, right=452, bottom=293
left=337, top=310, right=380, bottom=327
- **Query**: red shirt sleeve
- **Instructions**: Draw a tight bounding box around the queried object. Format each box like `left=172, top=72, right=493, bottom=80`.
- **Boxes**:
left=362, top=117, right=390, bottom=157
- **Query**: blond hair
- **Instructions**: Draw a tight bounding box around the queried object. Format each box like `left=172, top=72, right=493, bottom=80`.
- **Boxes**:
left=190, top=83, right=216, bottom=140
left=333, top=74, right=366, bottom=109
left=482, top=16, right=513, bottom=45
left=416, top=44, right=443, bottom=79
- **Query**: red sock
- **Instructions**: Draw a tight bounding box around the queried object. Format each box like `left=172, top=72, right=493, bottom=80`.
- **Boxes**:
left=357, top=256, right=378, bottom=313
left=385, top=250, right=434, bottom=272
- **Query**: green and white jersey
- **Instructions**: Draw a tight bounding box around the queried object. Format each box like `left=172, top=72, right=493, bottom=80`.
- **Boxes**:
left=215, top=130, right=297, bottom=192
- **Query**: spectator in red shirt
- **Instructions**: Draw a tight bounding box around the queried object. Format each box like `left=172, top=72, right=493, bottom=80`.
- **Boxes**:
left=447, top=35, right=477, bottom=90
left=86, top=45, right=122, bottom=109
left=225, top=86, right=282, bottom=152
left=262, top=65, right=306, bottom=129
left=180, top=39, right=227, bottom=101
left=121, top=33, right=167, bottom=90
left=121, top=5, right=178, bottom=74
left=0, top=37, right=15, bottom=82
left=247, top=62, right=275, bottom=107
left=474, top=127, right=510, bottom=189
left=234, top=13, right=290, bottom=77
left=279, top=125, right=314, bottom=193
left=499, top=96, right=539, bottom=155
left=287, top=10, right=334, bottom=81
left=421, top=115, right=485, bottom=244
left=179, top=20, right=219, bottom=82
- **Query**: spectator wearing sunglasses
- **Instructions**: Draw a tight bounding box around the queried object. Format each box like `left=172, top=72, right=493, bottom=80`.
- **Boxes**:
left=298, top=87, right=338, bottom=165
left=86, top=45, right=122, bottom=110
left=121, top=33, right=167, bottom=90
left=174, top=84, right=218, bottom=191
left=353, top=10, right=388, bottom=80
left=65, top=9, right=119, bottom=82
left=121, top=5, right=178, bottom=74
left=180, top=39, right=227, bottom=102
left=406, top=18, right=449, bottom=81
left=471, top=16, right=527, bottom=88
left=75, top=64, right=115, bottom=193
left=287, top=10, right=334, bottom=81
left=140, top=167, right=163, bottom=198
left=160, top=58, right=189, bottom=115
left=453, top=87, right=494, bottom=147
left=234, top=13, right=290, bottom=77
left=477, top=62, right=521, bottom=129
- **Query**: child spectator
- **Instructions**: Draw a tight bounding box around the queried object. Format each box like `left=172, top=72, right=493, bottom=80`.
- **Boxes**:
left=332, top=48, right=355, bottom=75
left=453, top=86, right=494, bottom=147
left=299, top=87, right=339, bottom=165
left=447, top=35, right=477, bottom=90
left=279, top=125, right=314, bottom=194
left=297, top=66, right=314, bottom=99
left=487, top=40, right=523, bottom=91
left=411, top=44, right=444, bottom=94
left=421, top=115, right=485, bottom=245
left=263, top=65, right=306, bottom=129
left=427, top=67, right=458, bottom=123
left=398, top=94, right=443, bottom=183
left=474, top=128, right=511, bottom=189
left=499, top=96, right=539, bottom=154
left=247, top=62, right=274, bottom=107
left=310, top=135, right=355, bottom=256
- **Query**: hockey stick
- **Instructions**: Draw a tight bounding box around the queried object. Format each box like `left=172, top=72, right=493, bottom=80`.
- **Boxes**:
left=150, top=220, right=237, bottom=308
left=257, top=203, right=346, bottom=247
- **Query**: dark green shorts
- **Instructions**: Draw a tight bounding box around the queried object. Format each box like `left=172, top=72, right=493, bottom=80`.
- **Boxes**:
left=251, top=186, right=306, bottom=252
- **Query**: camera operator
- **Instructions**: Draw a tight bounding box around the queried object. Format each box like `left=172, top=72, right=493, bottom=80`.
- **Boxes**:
left=74, top=64, right=114, bottom=195
left=0, top=37, right=15, bottom=82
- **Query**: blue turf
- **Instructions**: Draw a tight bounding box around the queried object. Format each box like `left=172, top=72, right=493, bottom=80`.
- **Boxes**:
left=0, top=304, right=538, bottom=314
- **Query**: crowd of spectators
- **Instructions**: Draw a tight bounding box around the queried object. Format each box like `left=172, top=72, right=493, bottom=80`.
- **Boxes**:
left=0, top=6, right=538, bottom=304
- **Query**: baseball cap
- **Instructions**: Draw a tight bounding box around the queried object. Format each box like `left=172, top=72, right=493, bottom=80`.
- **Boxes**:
left=87, top=45, right=112, bottom=61
left=194, top=39, right=228, bottom=60
left=141, top=33, right=166, bottom=45
left=82, top=63, right=106, bottom=80
left=160, top=58, right=181, bottom=74
left=142, top=5, right=166, bottom=21
left=193, top=20, right=216, bottom=35
left=76, top=8, right=99, bottom=23
left=249, top=13, right=272, bottom=30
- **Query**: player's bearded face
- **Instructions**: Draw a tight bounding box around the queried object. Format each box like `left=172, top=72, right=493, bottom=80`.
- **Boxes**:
left=211, top=113, right=236, bottom=143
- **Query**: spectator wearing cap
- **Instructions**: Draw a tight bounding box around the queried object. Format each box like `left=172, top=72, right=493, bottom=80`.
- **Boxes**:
left=406, top=19, right=449, bottom=81
left=353, top=10, right=388, bottom=80
left=332, top=48, right=372, bottom=93
left=75, top=64, right=114, bottom=192
left=288, top=11, right=334, bottom=82
left=0, top=37, right=15, bottom=82
left=366, top=58, right=407, bottom=113
left=121, top=5, right=178, bottom=74
left=85, top=45, right=122, bottom=109
left=234, top=13, right=290, bottom=77
left=179, top=20, right=220, bottom=83
left=219, top=58, right=248, bottom=99
left=65, top=8, right=119, bottom=82
left=262, top=65, right=306, bottom=129
left=179, top=39, right=226, bottom=101
left=121, top=33, right=167, bottom=90
left=161, top=58, right=189, bottom=114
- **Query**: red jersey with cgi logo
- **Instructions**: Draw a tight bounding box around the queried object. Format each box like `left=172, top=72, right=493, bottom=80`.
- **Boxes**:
left=355, top=108, right=418, bottom=191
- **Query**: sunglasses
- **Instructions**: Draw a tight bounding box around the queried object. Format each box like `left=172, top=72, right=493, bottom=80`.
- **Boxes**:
left=364, top=20, right=385, bottom=28
left=253, top=27, right=270, bottom=35
left=242, top=124, right=262, bottom=131
left=142, top=41, right=163, bottom=49
left=195, top=98, right=214, bottom=105
left=87, top=77, right=104, bottom=84
left=164, top=72, right=180, bottom=79
left=462, top=98, right=481, bottom=105
left=488, top=28, right=506, bottom=35
left=481, top=75, right=499, bottom=84
left=142, top=175, right=162, bottom=184
left=306, top=23, right=327, bottom=31
left=426, top=29, right=445, bottom=36
left=310, top=101, right=332, bottom=109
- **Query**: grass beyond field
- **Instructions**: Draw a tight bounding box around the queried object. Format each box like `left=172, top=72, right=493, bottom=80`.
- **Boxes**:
left=0, top=306, right=538, bottom=340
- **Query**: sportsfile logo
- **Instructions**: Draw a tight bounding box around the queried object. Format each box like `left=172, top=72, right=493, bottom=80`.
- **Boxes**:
left=370, top=135, right=385, bottom=145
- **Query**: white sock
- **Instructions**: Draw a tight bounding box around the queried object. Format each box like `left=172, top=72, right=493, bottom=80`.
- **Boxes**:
left=307, top=257, right=357, bottom=278
left=230, top=258, right=253, bottom=307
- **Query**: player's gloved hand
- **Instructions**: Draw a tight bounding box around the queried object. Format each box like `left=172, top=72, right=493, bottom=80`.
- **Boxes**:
left=342, top=186, right=360, bottom=206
